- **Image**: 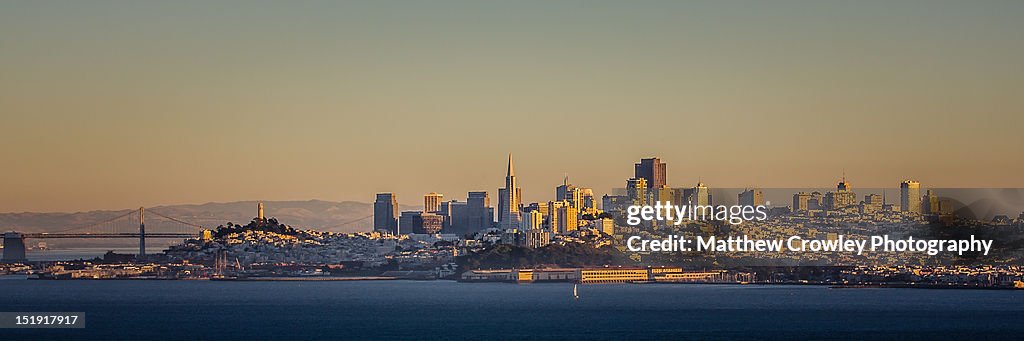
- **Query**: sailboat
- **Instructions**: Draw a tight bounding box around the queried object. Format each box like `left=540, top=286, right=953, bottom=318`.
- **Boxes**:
left=573, top=283, right=579, bottom=299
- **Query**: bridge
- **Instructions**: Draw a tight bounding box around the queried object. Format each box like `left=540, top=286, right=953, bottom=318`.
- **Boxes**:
left=2, top=207, right=203, bottom=262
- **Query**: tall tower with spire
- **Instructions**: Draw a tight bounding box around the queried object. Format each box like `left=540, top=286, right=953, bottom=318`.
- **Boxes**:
left=498, top=153, right=522, bottom=229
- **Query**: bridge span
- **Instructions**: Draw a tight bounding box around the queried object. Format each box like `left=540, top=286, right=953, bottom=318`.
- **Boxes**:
left=2, top=207, right=203, bottom=262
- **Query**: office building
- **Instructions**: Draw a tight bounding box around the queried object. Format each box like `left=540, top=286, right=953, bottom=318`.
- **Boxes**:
left=467, top=191, right=493, bottom=232
left=399, top=211, right=421, bottom=235
left=864, top=193, right=884, bottom=212
left=556, top=175, right=583, bottom=209
left=497, top=154, right=522, bottom=229
left=685, top=182, right=711, bottom=206
left=634, top=158, right=667, bottom=188
left=525, top=229, right=551, bottom=248
left=419, top=212, right=444, bottom=234
left=374, top=193, right=399, bottom=234
left=424, top=192, right=443, bottom=213
left=900, top=180, right=922, bottom=214
left=738, top=188, right=764, bottom=206
left=520, top=210, right=544, bottom=231
left=793, top=192, right=811, bottom=212
left=826, top=177, right=856, bottom=210
left=626, top=178, right=649, bottom=206
left=439, top=200, right=468, bottom=234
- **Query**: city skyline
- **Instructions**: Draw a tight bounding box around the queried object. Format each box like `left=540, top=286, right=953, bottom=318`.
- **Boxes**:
left=2, top=1, right=1023, bottom=212
left=0, top=150, right=1015, bottom=213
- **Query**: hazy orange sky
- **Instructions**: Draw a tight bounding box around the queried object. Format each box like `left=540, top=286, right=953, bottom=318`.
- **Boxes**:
left=1, top=1, right=1022, bottom=212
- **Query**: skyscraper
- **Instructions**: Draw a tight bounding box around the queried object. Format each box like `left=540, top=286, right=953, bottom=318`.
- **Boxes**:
left=374, top=193, right=399, bottom=234
left=695, top=182, right=711, bottom=206
left=439, top=200, right=467, bottom=234
left=793, top=192, right=811, bottom=212
left=424, top=192, right=443, bottom=213
left=498, top=153, right=522, bottom=230
left=556, top=175, right=582, bottom=209
left=467, top=191, right=493, bottom=232
left=738, top=189, right=764, bottom=206
left=901, top=180, right=922, bottom=214
left=634, top=158, right=667, bottom=188
left=826, top=177, right=856, bottom=210
left=626, top=177, right=648, bottom=206
left=399, top=211, right=422, bottom=235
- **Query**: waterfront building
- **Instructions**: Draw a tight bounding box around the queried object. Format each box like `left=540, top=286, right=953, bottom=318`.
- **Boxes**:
left=579, top=268, right=650, bottom=284
left=374, top=193, right=399, bottom=234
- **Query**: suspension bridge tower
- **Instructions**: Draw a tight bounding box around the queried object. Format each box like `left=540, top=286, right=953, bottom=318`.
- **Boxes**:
left=138, top=207, right=146, bottom=258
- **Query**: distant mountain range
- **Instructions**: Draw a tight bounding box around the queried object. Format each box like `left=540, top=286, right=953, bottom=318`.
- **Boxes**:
left=0, top=200, right=419, bottom=234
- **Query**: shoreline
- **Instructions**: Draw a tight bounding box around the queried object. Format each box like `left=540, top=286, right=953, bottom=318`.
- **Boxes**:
left=9, top=274, right=1023, bottom=290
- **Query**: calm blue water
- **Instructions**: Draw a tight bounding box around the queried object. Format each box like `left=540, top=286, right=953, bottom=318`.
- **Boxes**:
left=1, top=276, right=1023, bottom=339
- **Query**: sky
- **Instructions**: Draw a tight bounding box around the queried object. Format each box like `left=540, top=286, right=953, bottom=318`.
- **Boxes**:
left=1, top=1, right=1022, bottom=212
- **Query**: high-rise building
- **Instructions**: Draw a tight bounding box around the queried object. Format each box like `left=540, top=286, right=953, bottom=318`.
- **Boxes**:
left=467, top=191, right=493, bottom=232
left=399, top=211, right=422, bottom=235
left=634, top=158, right=666, bottom=188
left=420, top=213, right=444, bottom=234
left=400, top=211, right=445, bottom=234
left=626, top=178, right=648, bottom=206
left=738, top=189, right=764, bottom=206
left=826, top=177, right=856, bottom=210
left=424, top=192, right=443, bottom=213
left=579, top=188, right=597, bottom=210
left=498, top=154, right=522, bottom=230
left=556, top=175, right=583, bottom=209
left=373, top=193, right=399, bottom=234
left=602, top=194, right=630, bottom=213
left=793, top=192, right=811, bottom=212
left=548, top=201, right=578, bottom=234
left=685, top=182, right=711, bottom=206
left=520, top=210, right=544, bottom=231
left=439, top=200, right=467, bottom=234
left=864, top=194, right=884, bottom=212
left=900, top=180, right=921, bottom=214
left=654, top=187, right=681, bottom=206
left=923, top=190, right=940, bottom=215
